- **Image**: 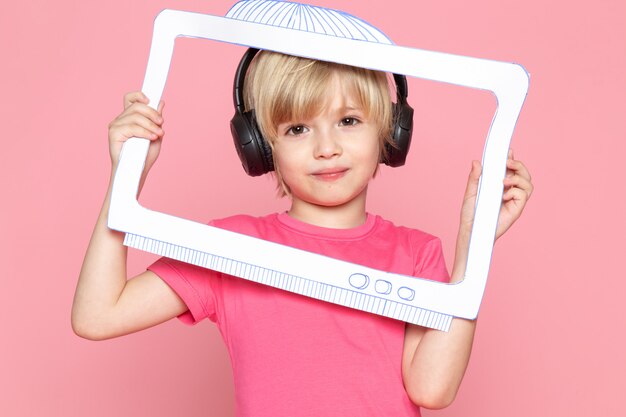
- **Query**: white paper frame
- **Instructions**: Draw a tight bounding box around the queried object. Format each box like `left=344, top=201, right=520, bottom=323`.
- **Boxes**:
left=108, top=9, right=529, bottom=325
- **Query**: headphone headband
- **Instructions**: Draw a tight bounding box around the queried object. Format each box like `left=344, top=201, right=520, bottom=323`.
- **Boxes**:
left=232, top=48, right=258, bottom=112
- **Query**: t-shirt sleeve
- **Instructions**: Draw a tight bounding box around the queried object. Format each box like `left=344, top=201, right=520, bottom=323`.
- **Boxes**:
left=413, top=236, right=450, bottom=283
left=148, top=257, right=219, bottom=325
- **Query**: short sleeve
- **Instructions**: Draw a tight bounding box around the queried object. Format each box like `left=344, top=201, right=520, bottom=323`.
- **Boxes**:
left=413, top=237, right=450, bottom=283
left=148, top=257, right=219, bottom=325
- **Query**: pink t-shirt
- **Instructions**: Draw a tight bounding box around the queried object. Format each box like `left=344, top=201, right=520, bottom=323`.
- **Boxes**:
left=149, top=213, right=449, bottom=417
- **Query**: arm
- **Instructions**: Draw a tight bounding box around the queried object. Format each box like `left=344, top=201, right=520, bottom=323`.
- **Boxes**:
left=71, top=92, right=188, bottom=340
left=402, top=152, right=533, bottom=409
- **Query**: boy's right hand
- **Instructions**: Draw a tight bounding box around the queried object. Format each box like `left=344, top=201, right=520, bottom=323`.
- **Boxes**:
left=72, top=92, right=188, bottom=341
left=108, top=91, right=165, bottom=174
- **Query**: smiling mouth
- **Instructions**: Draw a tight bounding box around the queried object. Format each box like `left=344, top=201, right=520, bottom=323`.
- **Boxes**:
left=312, top=168, right=348, bottom=181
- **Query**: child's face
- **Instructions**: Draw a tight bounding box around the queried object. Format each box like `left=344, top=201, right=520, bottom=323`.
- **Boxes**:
left=272, top=75, right=380, bottom=212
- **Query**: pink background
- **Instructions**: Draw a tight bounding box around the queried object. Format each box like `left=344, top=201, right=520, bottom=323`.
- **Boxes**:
left=2, top=0, right=624, bottom=415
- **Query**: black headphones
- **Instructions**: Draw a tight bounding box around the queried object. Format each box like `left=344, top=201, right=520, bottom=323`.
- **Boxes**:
left=230, top=48, right=414, bottom=177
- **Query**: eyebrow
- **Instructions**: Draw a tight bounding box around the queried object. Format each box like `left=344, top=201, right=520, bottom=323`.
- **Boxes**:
left=325, top=102, right=365, bottom=114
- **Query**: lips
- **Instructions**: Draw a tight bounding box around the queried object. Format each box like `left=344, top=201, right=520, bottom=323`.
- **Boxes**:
left=311, top=167, right=349, bottom=181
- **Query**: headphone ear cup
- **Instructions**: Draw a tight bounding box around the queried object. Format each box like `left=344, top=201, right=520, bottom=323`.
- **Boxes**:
left=249, top=111, right=275, bottom=173
left=230, top=109, right=274, bottom=176
left=384, top=101, right=414, bottom=167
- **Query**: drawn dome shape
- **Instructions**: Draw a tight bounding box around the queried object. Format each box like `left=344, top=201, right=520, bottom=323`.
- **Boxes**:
left=226, top=0, right=393, bottom=44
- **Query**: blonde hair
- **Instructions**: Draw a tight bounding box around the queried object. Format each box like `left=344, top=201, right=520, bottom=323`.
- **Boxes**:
left=243, top=50, right=394, bottom=196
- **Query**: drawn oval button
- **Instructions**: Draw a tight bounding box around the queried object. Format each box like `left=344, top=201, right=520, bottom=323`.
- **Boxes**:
left=349, top=273, right=369, bottom=289
left=397, top=286, right=415, bottom=301
left=375, top=280, right=392, bottom=295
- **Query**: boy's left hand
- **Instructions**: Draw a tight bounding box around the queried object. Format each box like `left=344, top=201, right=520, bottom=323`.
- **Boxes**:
left=460, top=149, right=533, bottom=240
left=496, top=150, right=533, bottom=239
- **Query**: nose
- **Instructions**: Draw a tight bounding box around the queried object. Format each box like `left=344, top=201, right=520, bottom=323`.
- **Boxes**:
left=314, top=129, right=342, bottom=159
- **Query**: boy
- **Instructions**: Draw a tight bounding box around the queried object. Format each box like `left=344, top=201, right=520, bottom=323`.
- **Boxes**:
left=73, top=49, right=532, bottom=415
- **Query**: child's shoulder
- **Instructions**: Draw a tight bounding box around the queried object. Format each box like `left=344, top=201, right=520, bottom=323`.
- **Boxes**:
left=372, top=214, right=441, bottom=245
left=209, top=213, right=277, bottom=235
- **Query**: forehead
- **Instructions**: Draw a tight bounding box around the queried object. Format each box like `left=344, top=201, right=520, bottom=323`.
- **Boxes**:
left=320, top=73, right=365, bottom=106
left=285, top=71, right=369, bottom=120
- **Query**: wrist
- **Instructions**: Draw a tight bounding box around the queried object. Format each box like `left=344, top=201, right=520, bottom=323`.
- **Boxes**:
left=450, top=227, right=472, bottom=283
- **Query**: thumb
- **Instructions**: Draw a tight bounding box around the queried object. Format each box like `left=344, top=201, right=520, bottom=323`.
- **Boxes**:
left=463, top=160, right=482, bottom=201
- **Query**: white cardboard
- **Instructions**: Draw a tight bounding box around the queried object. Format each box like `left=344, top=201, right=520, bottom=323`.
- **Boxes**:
left=108, top=1, right=529, bottom=331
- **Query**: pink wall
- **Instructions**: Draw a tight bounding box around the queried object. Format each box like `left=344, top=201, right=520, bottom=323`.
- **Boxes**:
left=2, top=0, right=624, bottom=415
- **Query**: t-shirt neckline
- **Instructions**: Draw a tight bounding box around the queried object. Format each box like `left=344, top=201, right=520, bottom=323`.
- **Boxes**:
left=275, top=212, right=377, bottom=240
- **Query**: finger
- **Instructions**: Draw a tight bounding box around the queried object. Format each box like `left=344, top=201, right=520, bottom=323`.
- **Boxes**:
left=120, top=102, right=164, bottom=126
left=114, top=113, right=164, bottom=137
left=503, top=175, right=533, bottom=198
left=111, top=123, right=162, bottom=141
left=506, top=158, right=532, bottom=182
left=157, top=99, right=165, bottom=115
left=502, top=186, right=530, bottom=205
left=123, top=91, right=149, bottom=109
left=110, top=114, right=164, bottom=140
left=504, top=149, right=516, bottom=177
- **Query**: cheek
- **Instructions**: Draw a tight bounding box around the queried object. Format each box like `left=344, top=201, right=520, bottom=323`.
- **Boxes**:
left=273, top=149, right=290, bottom=172
left=272, top=148, right=301, bottom=184
left=353, top=141, right=381, bottom=170
left=273, top=143, right=307, bottom=167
